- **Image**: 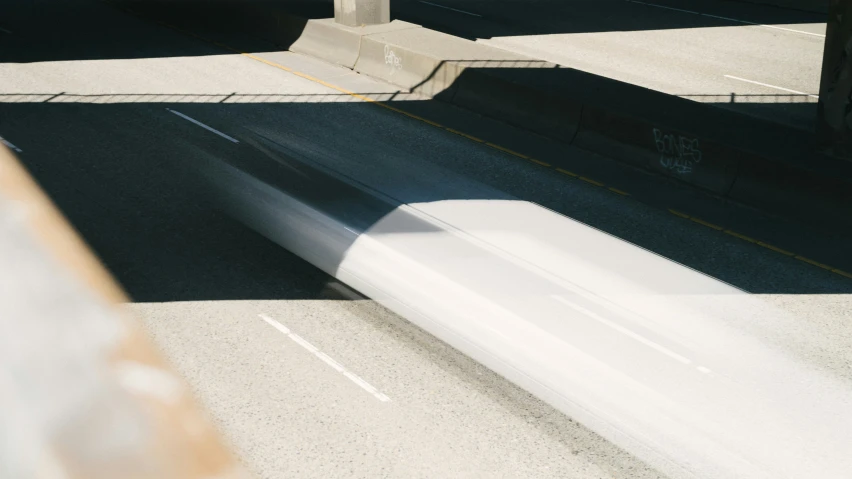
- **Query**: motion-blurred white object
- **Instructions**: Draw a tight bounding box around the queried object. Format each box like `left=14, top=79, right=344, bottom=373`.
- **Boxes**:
left=195, top=129, right=852, bottom=479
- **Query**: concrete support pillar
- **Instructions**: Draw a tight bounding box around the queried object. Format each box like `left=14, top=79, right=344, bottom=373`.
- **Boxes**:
left=818, top=0, right=852, bottom=157
left=334, top=0, right=390, bottom=26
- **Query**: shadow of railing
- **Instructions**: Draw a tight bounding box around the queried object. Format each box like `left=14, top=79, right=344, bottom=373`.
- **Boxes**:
left=0, top=92, right=424, bottom=104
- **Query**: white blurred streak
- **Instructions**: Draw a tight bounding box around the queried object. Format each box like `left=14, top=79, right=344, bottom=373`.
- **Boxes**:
left=194, top=134, right=852, bottom=479
left=335, top=202, right=852, bottom=479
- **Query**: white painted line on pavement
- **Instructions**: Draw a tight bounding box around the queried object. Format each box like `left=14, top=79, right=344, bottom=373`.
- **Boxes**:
left=166, top=108, right=239, bottom=143
left=259, top=314, right=391, bottom=402
left=552, top=295, right=693, bottom=365
left=419, top=1, right=482, bottom=17
left=704, top=13, right=825, bottom=37
left=0, top=135, right=22, bottom=152
left=724, top=75, right=819, bottom=98
left=625, top=0, right=825, bottom=38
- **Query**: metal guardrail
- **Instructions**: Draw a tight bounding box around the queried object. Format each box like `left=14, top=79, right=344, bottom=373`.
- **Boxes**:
left=0, top=144, right=248, bottom=479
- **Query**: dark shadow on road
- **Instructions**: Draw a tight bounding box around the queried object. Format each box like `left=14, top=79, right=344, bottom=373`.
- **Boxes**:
left=2, top=95, right=850, bottom=300
left=1, top=0, right=849, bottom=302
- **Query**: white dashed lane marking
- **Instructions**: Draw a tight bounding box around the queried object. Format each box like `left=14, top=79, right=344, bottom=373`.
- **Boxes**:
left=259, top=313, right=391, bottom=402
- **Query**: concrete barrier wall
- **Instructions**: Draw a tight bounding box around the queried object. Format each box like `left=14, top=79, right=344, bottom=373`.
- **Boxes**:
left=354, top=28, right=468, bottom=97
left=341, top=26, right=583, bottom=141
left=728, top=156, right=852, bottom=226
left=292, top=19, right=418, bottom=70
left=451, top=68, right=582, bottom=142
left=574, top=106, right=741, bottom=196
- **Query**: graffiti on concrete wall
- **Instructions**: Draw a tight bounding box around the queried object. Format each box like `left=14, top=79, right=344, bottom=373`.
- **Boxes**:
left=384, top=45, right=402, bottom=75
left=653, top=128, right=702, bottom=174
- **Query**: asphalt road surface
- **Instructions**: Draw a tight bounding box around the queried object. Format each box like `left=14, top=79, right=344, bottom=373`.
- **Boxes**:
left=278, top=0, right=825, bottom=130
left=391, top=0, right=827, bottom=130
left=2, top=1, right=851, bottom=478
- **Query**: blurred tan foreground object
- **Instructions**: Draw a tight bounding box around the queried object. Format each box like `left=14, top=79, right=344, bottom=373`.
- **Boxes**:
left=0, top=144, right=249, bottom=479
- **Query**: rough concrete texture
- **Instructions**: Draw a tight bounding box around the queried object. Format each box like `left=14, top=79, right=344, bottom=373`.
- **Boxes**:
left=334, top=0, right=389, bottom=27
left=349, top=26, right=582, bottom=139
left=291, top=19, right=418, bottom=70
left=353, top=27, right=538, bottom=97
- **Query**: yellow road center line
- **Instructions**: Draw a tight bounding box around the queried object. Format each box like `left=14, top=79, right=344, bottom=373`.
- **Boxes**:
left=794, top=256, right=833, bottom=270
left=528, top=158, right=551, bottom=167
left=607, top=187, right=630, bottom=196
left=668, top=209, right=690, bottom=219
left=757, top=241, right=795, bottom=256
left=242, top=51, right=454, bottom=131
left=445, top=128, right=485, bottom=142
left=556, top=168, right=577, bottom=177
left=832, top=269, right=852, bottom=279
left=485, top=142, right=530, bottom=159
left=579, top=176, right=604, bottom=187
left=410, top=116, right=444, bottom=128
left=723, top=229, right=756, bottom=243
left=689, top=217, right=724, bottom=231
left=385, top=105, right=434, bottom=121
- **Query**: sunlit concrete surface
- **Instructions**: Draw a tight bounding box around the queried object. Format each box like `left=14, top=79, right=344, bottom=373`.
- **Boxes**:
left=386, top=0, right=827, bottom=130
left=477, top=25, right=823, bottom=130
left=3, top=1, right=850, bottom=478
left=478, top=24, right=824, bottom=99
left=129, top=299, right=665, bottom=479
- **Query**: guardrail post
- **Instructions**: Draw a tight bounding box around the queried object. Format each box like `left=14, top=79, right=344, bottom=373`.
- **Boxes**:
left=334, top=0, right=390, bottom=26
